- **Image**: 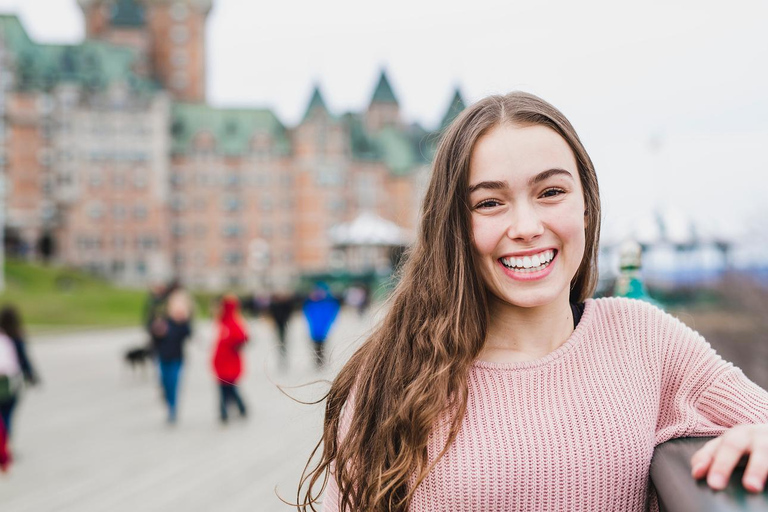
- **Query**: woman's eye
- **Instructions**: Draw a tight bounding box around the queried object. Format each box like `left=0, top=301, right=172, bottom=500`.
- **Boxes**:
left=540, top=188, right=565, bottom=198
left=475, top=199, right=501, bottom=209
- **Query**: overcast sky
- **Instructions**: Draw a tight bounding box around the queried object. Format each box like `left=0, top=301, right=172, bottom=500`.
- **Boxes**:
left=1, top=0, right=767, bottom=241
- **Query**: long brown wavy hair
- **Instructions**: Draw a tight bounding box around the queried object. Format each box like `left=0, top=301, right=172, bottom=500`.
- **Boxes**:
left=297, top=92, right=601, bottom=511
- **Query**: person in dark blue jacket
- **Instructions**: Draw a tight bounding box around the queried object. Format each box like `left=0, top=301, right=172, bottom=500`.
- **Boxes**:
left=154, top=289, right=193, bottom=424
left=302, top=283, right=340, bottom=368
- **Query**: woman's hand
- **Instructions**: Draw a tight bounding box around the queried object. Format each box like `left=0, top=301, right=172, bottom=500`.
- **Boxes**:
left=691, top=424, right=768, bottom=493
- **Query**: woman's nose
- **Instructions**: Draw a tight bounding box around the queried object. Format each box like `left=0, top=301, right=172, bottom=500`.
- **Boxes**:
left=506, top=203, right=544, bottom=241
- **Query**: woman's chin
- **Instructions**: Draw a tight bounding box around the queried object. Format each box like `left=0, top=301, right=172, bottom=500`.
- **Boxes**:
left=488, top=288, right=568, bottom=310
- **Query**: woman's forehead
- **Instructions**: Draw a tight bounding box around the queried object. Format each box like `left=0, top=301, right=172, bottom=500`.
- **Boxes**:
left=469, top=123, right=577, bottom=183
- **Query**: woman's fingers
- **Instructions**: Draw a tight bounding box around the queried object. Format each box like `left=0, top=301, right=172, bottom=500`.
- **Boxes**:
left=705, top=428, right=751, bottom=490
left=691, top=437, right=721, bottom=479
left=742, top=439, right=768, bottom=493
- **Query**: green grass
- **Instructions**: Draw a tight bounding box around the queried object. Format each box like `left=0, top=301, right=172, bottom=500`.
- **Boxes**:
left=0, top=259, right=154, bottom=330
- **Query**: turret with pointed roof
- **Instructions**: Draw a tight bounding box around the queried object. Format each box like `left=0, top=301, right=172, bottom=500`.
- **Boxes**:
left=366, top=69, right=400, bottom=133
left=439, top=87, right=466, bottom=131
left=370, top=69, right=398, bottom=106
left=302, top=84, right=330, bottom=122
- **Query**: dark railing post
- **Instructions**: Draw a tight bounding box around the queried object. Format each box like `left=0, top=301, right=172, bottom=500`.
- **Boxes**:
left=651, top=437, right=768, bottom=511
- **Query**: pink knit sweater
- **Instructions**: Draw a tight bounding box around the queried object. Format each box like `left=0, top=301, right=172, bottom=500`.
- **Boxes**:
left=323, top=297, right=768, bottom=511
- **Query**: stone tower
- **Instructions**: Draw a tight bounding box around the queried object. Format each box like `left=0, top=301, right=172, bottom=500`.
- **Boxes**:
left=365, top=69, right=400, bottom=133
left=77, top=0, right=212, bottom=102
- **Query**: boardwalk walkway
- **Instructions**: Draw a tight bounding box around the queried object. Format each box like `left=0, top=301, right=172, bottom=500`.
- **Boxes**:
left=0, top=308, right=377, bottom=511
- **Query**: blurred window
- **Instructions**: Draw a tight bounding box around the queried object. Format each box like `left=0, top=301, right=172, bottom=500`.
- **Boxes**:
left=170, top=3, right=189, bottom=22
left=170, top=197, right=186, bottom=212
left=113, top=172, right=126, bottom=189
left=170, top=25, right=189, bottom=44
left=224, top=251, right=243, bottom=265
left=225, top=174, right=240, bottom=188
left=222, top=196, right=243, bottom=212
left=113, top=204, right=127, bottom=221
left=328, top=198, right=346, bottom=212
left=222, top=224, right=243, bottom=238
left=87, top=201, right=105, bottom=219
left=133, top=172, right=148, bottom=189
left=316, top=164, right=343, bottom=186
left=171, top=72, right=188, bottom=90
left=171, top=50, right=188, bottom=68
left=133, top=204, right=148, bottom=220
left=172, top=223, right=186, bottom=239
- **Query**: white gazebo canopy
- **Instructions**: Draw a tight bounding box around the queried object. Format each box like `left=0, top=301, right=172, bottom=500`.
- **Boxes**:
left=329, top=212, right=410, bottom=247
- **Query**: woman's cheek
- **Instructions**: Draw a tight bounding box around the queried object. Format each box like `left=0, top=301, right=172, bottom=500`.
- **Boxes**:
left=471, top=219, right=500, bottom=256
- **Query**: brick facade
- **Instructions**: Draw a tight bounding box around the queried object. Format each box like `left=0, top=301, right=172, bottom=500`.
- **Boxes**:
left=0, top=1, right=464, bottom=290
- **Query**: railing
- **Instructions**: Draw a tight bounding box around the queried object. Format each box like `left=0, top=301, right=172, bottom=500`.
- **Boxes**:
left=651, top=437, right=768, bottom=511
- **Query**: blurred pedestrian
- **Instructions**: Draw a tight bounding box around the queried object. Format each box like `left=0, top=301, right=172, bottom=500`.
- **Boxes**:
left=268, top=292, right=294, bottom=370
left=302, top=283, right=340, bottom=368
left=212, top=295, right=249, bottom=423
left=155, top=288, right=193, bottom=424
left=144, top=279, right=180, bottom=352
left=344, top=284, right=370, bottom=317
left=0, top=306, right=39, bottom=439
left=0, top=415, right=9, bottom=472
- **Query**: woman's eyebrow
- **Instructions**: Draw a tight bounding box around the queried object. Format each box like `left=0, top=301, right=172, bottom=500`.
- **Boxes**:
left=528, top=168, right=573, bottom=187
left=467, top=180, right=508, bottom=194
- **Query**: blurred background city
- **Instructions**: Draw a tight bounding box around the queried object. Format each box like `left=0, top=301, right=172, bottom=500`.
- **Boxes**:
left=0, top=0, right=765, bottom=510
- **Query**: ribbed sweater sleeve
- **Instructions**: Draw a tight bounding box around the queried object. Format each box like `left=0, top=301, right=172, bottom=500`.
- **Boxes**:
left=651, top=303, right=768, bottom=444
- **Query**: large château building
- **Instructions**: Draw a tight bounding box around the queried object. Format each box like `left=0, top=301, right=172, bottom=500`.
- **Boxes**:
left=0, top=0, right=465, bottom=290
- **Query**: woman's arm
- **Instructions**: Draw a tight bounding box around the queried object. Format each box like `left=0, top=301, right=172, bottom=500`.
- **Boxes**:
left=651, top=304, right=768, bottom=492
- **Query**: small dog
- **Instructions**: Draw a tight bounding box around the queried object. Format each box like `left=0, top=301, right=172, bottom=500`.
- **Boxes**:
left=124, top=344, right=154, bottom=376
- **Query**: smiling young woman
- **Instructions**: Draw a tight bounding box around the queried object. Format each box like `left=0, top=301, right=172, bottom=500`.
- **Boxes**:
left=297, top=92, right=768, bottom=511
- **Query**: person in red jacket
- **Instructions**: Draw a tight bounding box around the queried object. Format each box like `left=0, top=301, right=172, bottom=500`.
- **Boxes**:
left=212, top=295, right=249, bottom=423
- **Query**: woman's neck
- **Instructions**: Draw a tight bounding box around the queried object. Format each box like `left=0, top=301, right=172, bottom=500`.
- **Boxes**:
left=478, top=294, right=575, bottom=363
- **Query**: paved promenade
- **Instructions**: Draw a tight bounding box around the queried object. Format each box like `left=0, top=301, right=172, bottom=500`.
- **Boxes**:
left=0, top=308, right=379, bottom=511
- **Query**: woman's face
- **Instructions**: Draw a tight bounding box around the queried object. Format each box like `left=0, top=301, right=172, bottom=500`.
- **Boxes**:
left=468, top=123, right=586, bottom=309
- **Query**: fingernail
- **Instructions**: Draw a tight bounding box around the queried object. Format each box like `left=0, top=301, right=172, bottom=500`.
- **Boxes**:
left=692, top=463, right=705, bottom=477
left=745, top=477, right=764, bottom=492
left=709, top=473, right=726, bottom=489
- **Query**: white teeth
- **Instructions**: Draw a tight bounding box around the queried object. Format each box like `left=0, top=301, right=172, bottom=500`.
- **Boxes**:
left=500, top=250, right=556, bottom=271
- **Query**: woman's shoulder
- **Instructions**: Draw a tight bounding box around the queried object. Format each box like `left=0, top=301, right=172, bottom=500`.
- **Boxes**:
left=590, top=296, right=667, bottom=320
left=585, top=296, right=681, bottom=336
left=588, top=296, right=702, bottom=347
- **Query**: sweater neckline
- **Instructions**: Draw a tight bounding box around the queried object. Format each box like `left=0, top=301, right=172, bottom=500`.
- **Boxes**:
left=472, top=298, right=595, bottom=371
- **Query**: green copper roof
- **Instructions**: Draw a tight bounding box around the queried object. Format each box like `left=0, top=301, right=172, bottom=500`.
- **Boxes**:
left=439, top=88, right=466, bottom=131
left=0, top=15, right=156, bottom=93
left=343, top=113, right=378, bottom=161
left=111, top=0, right=146, bottom=27
left=370, top=70, right=398, bottom=105
left=341, top=112, right=432, bottom=175
left=302, top=84, right=329, bottom=122
left=171, top=103, right=290, bottom=156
